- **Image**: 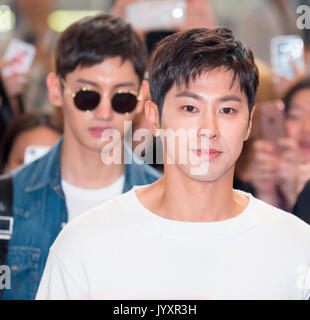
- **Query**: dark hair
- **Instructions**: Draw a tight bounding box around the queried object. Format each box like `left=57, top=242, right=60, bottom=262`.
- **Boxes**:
left=283, top=77, right=310, bottom=114
left=55, top=14, right=148, bottom=83
left=145, top=30, right=176, bottom=55
left=149, top=27, right=259, bottom=118
left=0, top=112, right=62, bottom=170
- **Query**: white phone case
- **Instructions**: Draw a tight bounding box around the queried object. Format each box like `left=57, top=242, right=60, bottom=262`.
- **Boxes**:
left=125, top=0, right=186, bottom=30
left=270, top=35, right=305, bottom=79
left=24, top=146, right=50, bottom=165
left=2, top=38, right=36, bottom=76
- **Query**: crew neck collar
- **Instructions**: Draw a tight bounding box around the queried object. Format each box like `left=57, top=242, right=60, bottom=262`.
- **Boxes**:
left=119, top=185, right=266, bottom=241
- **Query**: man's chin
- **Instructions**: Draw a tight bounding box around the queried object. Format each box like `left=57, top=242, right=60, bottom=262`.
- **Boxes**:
left=178, top=164, right=223, bottom=182
left=188, top=173, right=223, bottom=182
left=81, top=139, right=112, bottom=154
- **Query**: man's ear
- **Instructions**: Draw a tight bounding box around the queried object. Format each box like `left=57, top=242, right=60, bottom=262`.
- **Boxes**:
left=144, top=99, right=160, bottom=137
left=46, top=72, right=64, bottom=108
left=135, top=80, right=150, bottom=115
left=245, top=105, right=256, bottom=141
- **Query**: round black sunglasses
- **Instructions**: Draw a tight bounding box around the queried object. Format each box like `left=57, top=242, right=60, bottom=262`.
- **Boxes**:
left=60, top=78, right=141, bottom=114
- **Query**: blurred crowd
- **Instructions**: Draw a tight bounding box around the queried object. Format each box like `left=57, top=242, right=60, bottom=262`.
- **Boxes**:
left=1, top=0, right=310, bottom=217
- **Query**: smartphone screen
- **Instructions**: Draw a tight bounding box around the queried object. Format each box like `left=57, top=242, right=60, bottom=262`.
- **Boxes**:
left=259, top=100, right=287, bottom=151
left=24, top=146, right=50, bottom=165
left=271, top=35, right=305, bottom=79
left=2, top=38, right=36, bottom=76
left=125, top=0, right=186, bottom=30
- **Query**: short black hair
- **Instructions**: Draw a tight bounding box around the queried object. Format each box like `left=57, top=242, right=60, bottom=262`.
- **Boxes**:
left=149, top=27, right=259, bottom=118
left=55, top=14, right=148, bottom=82
left=283, top=77, right=310, bottom=114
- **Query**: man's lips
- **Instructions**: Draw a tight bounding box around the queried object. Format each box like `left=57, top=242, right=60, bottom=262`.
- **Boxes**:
left=88, top=127, right=114, bottom=137
left=193, top=149, right=222, bottom=160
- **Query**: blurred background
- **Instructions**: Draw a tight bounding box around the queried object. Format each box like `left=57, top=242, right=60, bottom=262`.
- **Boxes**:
left=1, top=0, right=310, bottom=215
left=1, top=0, right=308, bottom=115
left=1, top=1, right=309, bottom=64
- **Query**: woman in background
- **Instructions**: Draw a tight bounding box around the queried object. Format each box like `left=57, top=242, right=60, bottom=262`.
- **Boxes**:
left=242, top=77, right=310, bottom=212
left=0, top=112, right=62, bottom=173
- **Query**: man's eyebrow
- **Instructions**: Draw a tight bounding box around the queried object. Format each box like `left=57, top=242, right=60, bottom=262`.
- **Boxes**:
left=217, top=95, right=242, bottom=103
left=76, top=79, right=100, bottom=88
left=75, top=80, right=136, bottom=90
left=175, top=91, right=202, bottom=100
left=113, top=82, right=136, bottom=90
left=175, top=92, right=243, bottom=103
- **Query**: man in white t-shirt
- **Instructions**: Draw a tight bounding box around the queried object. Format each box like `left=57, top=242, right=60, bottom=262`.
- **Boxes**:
left=37, top=27, right=310, bottom=300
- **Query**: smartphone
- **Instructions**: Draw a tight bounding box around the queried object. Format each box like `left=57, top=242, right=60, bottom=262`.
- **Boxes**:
left=125, top=0, right=186, bottom=30
left=2, top=38, right=36, bottom=76
left=271, top=35, right=305, bottom=79
left=24, top=146, right=50, bottom=165
left=259, top=100, right=287, bottom=151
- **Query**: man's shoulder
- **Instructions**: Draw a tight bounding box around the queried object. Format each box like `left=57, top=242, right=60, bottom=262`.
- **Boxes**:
left=11, top=156, right=45, bottom=182
left=10, top=139, right=61, bottom=191
left=251, top=195, right=310, bottom=242
left=80, top=190, right=129, bottom=217
left=67, top=189, right=133, bottom=229
left=50, top=190, right=134, bottom=255
left=10, top=155, right=48, bottom=193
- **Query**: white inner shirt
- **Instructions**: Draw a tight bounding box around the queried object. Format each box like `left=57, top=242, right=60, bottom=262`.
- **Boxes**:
left=61, top=175, right=125, bottom=222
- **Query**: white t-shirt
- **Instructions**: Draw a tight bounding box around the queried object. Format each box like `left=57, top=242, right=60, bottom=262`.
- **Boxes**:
left=61, top=175, right=125, bottom=222
left=36, top=186, right=310, bottom=300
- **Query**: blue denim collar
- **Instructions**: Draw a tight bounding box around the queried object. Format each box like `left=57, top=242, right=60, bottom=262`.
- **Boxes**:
left=25, top=137, right=158, bottom=194
left=25, top=137, right=63, bottom=195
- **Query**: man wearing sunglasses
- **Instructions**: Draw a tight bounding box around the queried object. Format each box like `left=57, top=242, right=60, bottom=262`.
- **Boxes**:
left=37, top=28, right=310, bottom=300
left=0, top=14, right=161, bottom=300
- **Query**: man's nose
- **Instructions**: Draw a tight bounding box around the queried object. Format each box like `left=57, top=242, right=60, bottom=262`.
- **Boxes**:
left=199, top=112, right=219, bottom=139
left=92, top=94, right=113, bottom=120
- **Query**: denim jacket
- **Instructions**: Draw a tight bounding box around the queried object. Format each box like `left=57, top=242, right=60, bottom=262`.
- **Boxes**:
left=1, top=138, right=161, bottom=300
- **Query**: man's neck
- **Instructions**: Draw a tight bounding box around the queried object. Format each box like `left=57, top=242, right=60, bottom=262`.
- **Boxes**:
left=61, top=136, right=124, bottom=189
left=136, top=166, right=249, bottom=222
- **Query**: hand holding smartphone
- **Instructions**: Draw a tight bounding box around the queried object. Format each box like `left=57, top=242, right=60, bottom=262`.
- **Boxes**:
left=2, top=38, right=36, bottom=77
left=271, top=35, right=305, bottom=79
left=258, top=100, right=287, bottom=153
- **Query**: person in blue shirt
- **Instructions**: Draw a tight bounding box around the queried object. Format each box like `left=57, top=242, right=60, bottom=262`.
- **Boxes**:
left=0, top=14, right=161, bottom=300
